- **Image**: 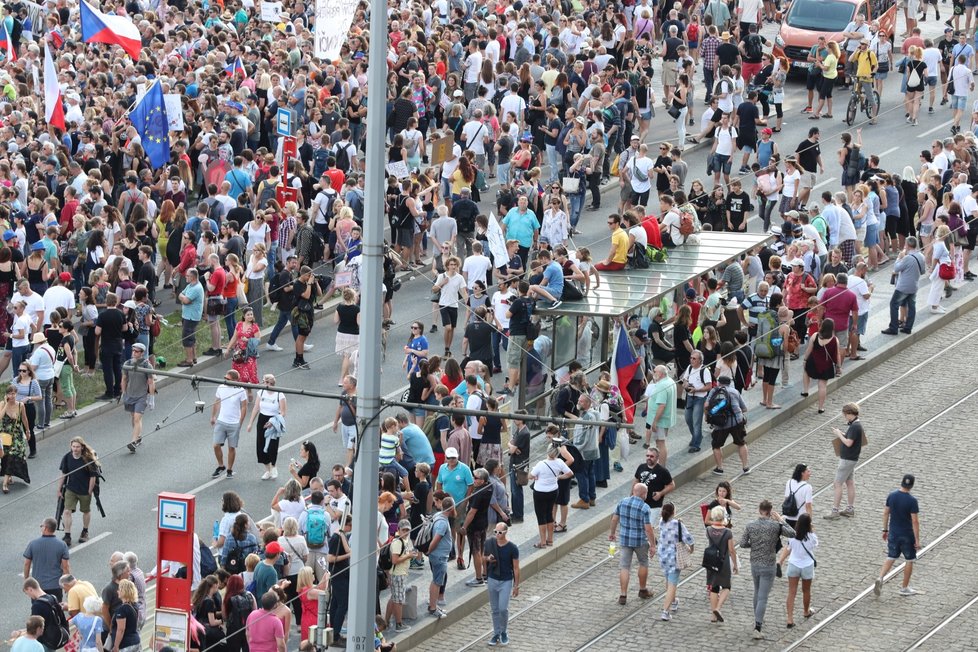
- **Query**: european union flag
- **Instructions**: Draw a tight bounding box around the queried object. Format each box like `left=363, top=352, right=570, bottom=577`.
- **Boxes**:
left=130, top=81, right=170, bottom=170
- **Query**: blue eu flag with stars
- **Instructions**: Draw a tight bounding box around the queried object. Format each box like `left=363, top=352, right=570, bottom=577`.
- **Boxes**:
left=130, top=81, right=171, bottom=170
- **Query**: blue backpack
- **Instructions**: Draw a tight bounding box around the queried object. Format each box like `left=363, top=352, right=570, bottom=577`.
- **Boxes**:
left=305, top=507, right=328, bottom=547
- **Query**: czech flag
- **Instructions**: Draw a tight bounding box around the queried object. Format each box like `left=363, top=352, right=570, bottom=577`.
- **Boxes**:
left=610, top=322, right=640, bottom=424
left=224, top=56, right=245, bottom=77
left=80, top=0, right=142, bottom=60
left=0, top=23, right=16, bottom=61
left=43, top=42, right=65, bottom=131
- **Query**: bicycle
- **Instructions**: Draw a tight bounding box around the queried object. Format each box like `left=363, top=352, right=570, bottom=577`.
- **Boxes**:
left=845, top=78, right=881, bottom=126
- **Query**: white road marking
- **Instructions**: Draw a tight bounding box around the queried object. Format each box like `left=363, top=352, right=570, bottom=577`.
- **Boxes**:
left=67, top=531, right=112, bottom=553
left=813, top=176, right=838, bottom=190
left=918, top=120, right=953, bottom=137
left=879, top=147, right=899, bottom=158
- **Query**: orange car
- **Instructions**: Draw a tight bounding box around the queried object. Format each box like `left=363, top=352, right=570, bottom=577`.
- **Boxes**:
left=772, top=0, right=897, bottom=71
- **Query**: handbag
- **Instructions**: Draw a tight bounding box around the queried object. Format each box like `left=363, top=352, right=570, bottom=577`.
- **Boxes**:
left=675, top=520, right=692, bottom=570
left=667, top=104, right=682, bottom=120
left=0, top=431, right=12, bottom=447
left=515, top=462, right=529, bottom=486
left=562, top=176, right=582, bottom=193
left=801, top=538, right=817, bottom=568
left=939, top=262, right=955, bottom=280
left=150, top=312, right=162, bottom=338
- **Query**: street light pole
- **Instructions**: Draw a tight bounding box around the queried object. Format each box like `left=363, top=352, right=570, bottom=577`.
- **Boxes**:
left=345, top=0, right=386, bottom=648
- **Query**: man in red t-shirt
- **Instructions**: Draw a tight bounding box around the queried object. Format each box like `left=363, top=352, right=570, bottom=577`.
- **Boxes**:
left=642, top=213, right=663, bottom=249
left=203, top=253, right=227, bottom=357
left=324, top=162, right=346, bottom=194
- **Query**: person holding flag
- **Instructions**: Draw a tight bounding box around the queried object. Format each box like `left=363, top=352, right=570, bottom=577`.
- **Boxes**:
left=129, top=81, right=171, bottom=170
left=43, top=42, right=64, bottom=131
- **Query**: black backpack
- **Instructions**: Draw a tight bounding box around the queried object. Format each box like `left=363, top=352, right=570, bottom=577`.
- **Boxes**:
left=705, top=386, right=734, bottom=428
left=38, top=594, right=70, bottom=650
left=745, top=34, right=763, bottom=60
left=702, top=530, right=727, bottom=573
left=225, top=538, right=247, bottom=574
left=309, top=230, right=326, bottom=264
left=379, top=535, right=403, bottom=571
left=334, top=142, right=352, bottom=173
left=226, top=593, right=255, bottom=634
left=782, top=483, right=803, bottom=518
left=199, top=539, right=218, bottom=577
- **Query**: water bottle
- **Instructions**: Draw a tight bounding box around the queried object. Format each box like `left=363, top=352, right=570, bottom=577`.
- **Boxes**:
left=212, top=520, right=219, bottom=540
left=608, top=543, right=617, bottom=557
left=709, top=397, right=727, bottom=415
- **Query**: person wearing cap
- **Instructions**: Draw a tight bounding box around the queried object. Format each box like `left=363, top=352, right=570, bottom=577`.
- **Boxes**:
left=424, top=496, right=455, bottom=619
left=253, top=540, right=286, bottom=600
left=873, top=474, right=920, bottom=597
left=385, top=519, right=420, bottom=633
left=42, top=272, right=76, bottom=329
left=848, top=38, right=879, bottom=123
left=120, top=343, right=154, bottom=453
left=948, top=50, right=974, bottom=135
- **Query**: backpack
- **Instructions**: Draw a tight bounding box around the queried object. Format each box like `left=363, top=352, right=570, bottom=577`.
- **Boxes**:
left=312, top=147, right=330, bottom=178
left=907, top=65, right=922, bottom=88
left=713, top=77, right=733, bottom=98
left=316, top=188, right=338, bottom=223
left=305, top=507, right=328, bottom=547
left=308, top=229, right=326, bottom=264
left=782, top=482, right=803, bottom=518
left=705, top=386, right=734, bottom=428
left=334, top=142, right=352, bottom=173
left=38, top=594, right=70, bottom=650
left=379, top=535, right=402, bottom=571
left=256, top=180, right=278, bottom=210
left=701, top=530, right=727, bottom=573
left=414, top=515, right=437, bottom=554
left=745, top=34, right=763, bottom=60
left=206, top=198, right=224, bottom=224
left=199, top=539, right=218, bottom=577
left=678, top=205, right=697, bottom=237
left=226, top=593, right=255, bottom=634
left=754, top=310, right=782, bottom=359
left=225, top=538, right=247, bottom=575
left=421, top=412, right=441, bottom=447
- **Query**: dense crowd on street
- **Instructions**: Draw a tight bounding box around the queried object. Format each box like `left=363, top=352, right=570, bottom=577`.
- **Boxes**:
left=0, top=0, right=965, bottom=646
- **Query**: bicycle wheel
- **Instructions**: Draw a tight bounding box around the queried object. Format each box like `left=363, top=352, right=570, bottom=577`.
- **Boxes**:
left=865, top=91, right=880, bottom=120
left=846, top=94, right=858, bottom=126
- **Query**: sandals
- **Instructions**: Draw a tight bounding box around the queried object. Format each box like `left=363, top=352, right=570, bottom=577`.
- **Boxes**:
left=533, top=543, right=547, bottom=549
left=456, top=558, right=467, bottom=570
left=713, top=610, right=724, bottom=623
left=554, top=524, right=567, bottom=533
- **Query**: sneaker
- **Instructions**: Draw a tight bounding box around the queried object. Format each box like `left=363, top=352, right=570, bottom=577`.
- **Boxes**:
left=488, top=635, right=500, bottom=647
left=127, top=442, right=137, bottom=454
left=428, top=608, right=447, bottom=619
left=429, top=324, right=438, bottom=333
left=712, top=467, right=724, bottom=475
left=62, top=533, right=72, bottom=546
left=670, top=599, right=680, bottom=612
left=824, top=509, right=841, bottom=520
left=549, top=299, right=562, bottom=309
left=929, top=107, right=935, bottom=113
left=395, top=623, right=411, bottom=633
left=465, top=577, right=486, bottom=587
left=437, top=599, right=447, bottom=607
left=842, top=506, right=854, bottom=517
left=261, top=471, right=271, bottom=480
left=266, top=343, right=283, bottom=351
left=78, top=529, right=90, bottom=543
left=752, top=627, right=764, bottom=639
left=226, top=469, right=234, bottom=478
left=499, top=632, right=509, bottom=646
left=270, top=467, right=278, bottom=479
left=742, top=467, right=751, bottom=475
left=899, top=586, right=918, bottom=596
left=613, top=462, right=624, bottom=472
left=873, top=577, right=883, bottom=596
left=930, top=305, right=947, bottom=313
left=211, top=466, right=226, bottom=478
left=802, top=106, right=813, bottom=113
left=304, top=344, right=315, bottom=351
left=661, top=610, right=672, bottom=621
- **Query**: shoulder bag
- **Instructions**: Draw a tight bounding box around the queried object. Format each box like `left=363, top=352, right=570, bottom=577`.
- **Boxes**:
left=675, top=520, right=692, bottom=570
left=800, top=537, right=817, bottom=568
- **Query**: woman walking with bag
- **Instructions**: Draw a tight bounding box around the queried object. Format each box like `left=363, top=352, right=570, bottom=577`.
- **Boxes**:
left=225, top=307, right=261, bottom=406
left=801, top=318, right=842, bottom=414
left=657, top=503, right=695, bottom=621
left=246, top=373, right=287, bottom=481
left=927, top=224, right=953, bottom=314
left=779, top=513, right=818, bottom=627
left=1, top=384, right=31, bottom=493
left=704, top=505, right=738, bottom=623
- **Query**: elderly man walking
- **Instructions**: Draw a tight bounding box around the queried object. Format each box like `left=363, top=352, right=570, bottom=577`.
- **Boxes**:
left=609, top=484, right=657, bottom=605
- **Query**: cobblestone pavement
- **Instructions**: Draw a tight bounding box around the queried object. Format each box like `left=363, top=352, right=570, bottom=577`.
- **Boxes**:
left=902, top=598, right=978, bottom=651
left=423, top=310, right=978, bottom=652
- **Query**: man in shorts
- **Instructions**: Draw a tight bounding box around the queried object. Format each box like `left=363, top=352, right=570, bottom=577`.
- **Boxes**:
left=385, top=519, right=420, bottom=632
left=826, top=403, right=863, bottom=520
left=504, top=281, right=532, bottom=395
left=425, top=496, right=455, bottom=619
left=210, top=369, right=247, bottom=479
left=706, top=376, right=751, bottom=475
left=459, top=468, right=492, bottom=587
left=332, top=375, right=358, bottom=467
left=874, top=474, right=921, bottom=597
left=58, top=440, right=98, bottom=547
left=120, top=343, right=154, bottom=454
left=794, top=128, right=823, bottom=208
left=643, top=365, right=678, bottom=464
left=609, top=483, right=656, bottom=605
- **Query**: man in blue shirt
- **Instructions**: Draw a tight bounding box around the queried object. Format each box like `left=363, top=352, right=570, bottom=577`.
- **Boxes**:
left=527, top=248, right=564, bottom=309
left=501, top=195, right=540, bottom=266
left=224, top=156, right=253, bottom=200
left=425, top=496, right=455, bottom=619
left=608, top=484, right=656, bottom=604
left=178, top=269, right=204, bottom=367
left=396, top=413, right=435, bottom=483
left=874, top=474, right=921, bottom=597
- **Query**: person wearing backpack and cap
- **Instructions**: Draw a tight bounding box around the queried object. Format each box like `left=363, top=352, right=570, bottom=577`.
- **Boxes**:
left=704, top=375, right=750, bottom=476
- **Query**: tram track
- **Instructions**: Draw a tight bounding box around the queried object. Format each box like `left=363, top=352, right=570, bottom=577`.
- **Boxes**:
left=449, top=320, right=978, bottom=652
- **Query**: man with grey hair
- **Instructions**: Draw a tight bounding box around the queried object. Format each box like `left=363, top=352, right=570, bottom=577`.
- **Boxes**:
left=124, top=552, right=147, bottom=626
left=834, top=191, right=859, bottom=265
left=101, top=559, right=131, bottom=643
left=59, top=573, right=97, bottom=617
left=23, top=518, right=70, bottom=601
left=882, top=236, right=926, bottom=335
left=643, top=365, right=678, bottom=465
left=571, top=393, right=600, bottom=508
left=426, top=496, right=455, bottom=619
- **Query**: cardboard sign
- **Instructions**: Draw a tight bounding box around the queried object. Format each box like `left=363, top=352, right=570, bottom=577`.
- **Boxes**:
left=260, top=1, right=283, bottom=21
left=430, top=134, right=456, bottom=165
left=386, top=160, right=410, bottom=179
left=314, top=0, right=359, bottom=60
left=164, top=94, right=184, bottom=131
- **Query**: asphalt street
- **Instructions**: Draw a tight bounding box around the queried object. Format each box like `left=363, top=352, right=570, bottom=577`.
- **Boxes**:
left=0, top=15, right=956, bottom=637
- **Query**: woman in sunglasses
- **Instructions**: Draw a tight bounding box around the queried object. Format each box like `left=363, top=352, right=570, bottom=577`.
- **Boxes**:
left=1, top=384, right=31, bottom=492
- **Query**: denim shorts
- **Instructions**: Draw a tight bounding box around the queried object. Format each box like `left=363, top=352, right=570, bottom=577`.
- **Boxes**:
left=715, top=153, right=732, bottom=175
left=341, top=423, right=357, bottom=450
left=857, top=311, right=869, bottom=335
left=665, top=567, right=681, bottom=584
left=952, top=94, right=968, bottom=110
left=786, top=562, right=815, bottom=580
left=926, top=75, right=938, bottom=87
left=887, top=535, right=917, bottom=560
left=429, top=555, right=448, bottom=585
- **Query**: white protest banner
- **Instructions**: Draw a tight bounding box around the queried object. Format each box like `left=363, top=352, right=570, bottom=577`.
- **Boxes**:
left=314, top=0, right=359, bottom=60
left=164, top=94, right=184, bottom=131
left=260, top=1, right=283, bottom=21
left=385, top=161, right=410, bottom=179
left=486, top=212, right=509, bottom=268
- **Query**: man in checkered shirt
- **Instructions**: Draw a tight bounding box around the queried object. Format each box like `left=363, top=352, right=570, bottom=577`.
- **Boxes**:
left=608, top=484, right=657, bottom=605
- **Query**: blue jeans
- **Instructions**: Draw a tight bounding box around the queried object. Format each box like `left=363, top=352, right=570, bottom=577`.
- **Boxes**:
left=223, top=297, right=239, bottom=340
left=569, top=193, right=584, bottom=228
left=684, top=394, right=706, bottom=449
left=487, top=577, right=513, bottom=637
left=575, top=459, right=597, bottom=502
left=753, top=565, right=777, bottom=626
left=509, top=466, right=525, bottom=521
left=11, top=345, right=28, bottom=381
left=266, top=242, right=279, bottom=280
left=268, top=307, right=298, bottom=345
left=596, top=433, right=613, bottom=482
left=546, top=145, right=560, bottom=183
left=492, top=329, right=508, bottom=370
left=37, top=377, right=54, bottom=428
left=889, top=289, right=917, bottom=331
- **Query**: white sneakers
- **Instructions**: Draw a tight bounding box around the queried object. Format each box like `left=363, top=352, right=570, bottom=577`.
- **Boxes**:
left=930, top=305, right=947, bottom=314
left=266, top=343, right=283, bottom=351
left=260, top=468, right=278, bottom=480
left=899, top=586, right=918, bottom=596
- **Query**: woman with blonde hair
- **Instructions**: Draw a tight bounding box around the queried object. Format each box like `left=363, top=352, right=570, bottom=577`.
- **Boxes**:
left=278, top=516, right=309, bottom=624
left=111, top=579, right=142, bottom=651
left=297, top=566, right=330, bottom=650
left=905, top=46, right=927, bottom=126
left=704, top=505, right=738, bottom=624
left=244, top=243, right=268, bottom=328
left=927, top=224, right=953, bottom=313
left=811, top=41, right=840, bottom=119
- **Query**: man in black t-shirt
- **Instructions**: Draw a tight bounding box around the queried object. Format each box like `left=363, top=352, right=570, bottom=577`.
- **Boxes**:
left=632, top=448, right=675, bottom=521
left=59, top=440, right=97, bottom=546
left=463, top=306, right=494, bottom=373
left=460, top=468, right=492, bottom=586
left=794, top=127, right=824, bottom=207
left=827, top=402, right=864, bottom=519
left=503, top=281, right=532, bottom=394
left=94, top=295, right=126, bottom=400
left=326, top=517, right=352, bottom=640
left=735, top=91, right=765, bottom=174
left=507, top=414, right=531, bottom=523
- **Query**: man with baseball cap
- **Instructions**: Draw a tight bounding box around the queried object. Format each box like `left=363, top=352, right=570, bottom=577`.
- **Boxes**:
left=43, top=272, right=76, bottom=327
left=873, top=474, right=920, bottom=597
left=121, top=343, right=154, bottom=453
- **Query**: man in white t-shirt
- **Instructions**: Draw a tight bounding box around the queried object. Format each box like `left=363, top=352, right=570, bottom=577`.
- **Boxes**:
left=462, top=241, right=493, bottom=290
left=439, top=129, right=464, bottom=203
left=462, top=41, right=483, bottom=101
left=710, top=113, right=738, bottom=186
left=210, top=369, right=248, bottom=479
left=490, top=278, right=516, bottom=373
left=921, top=40, right=943, bottom=113
left=950, top=54, right=974, bottom=134
left=847, top=261, right=873, bottom=359
left=42, top=274, right=76, bottom=326
left=499, top=84, right=527, bottom=130
left=461, top=111, right=490, bottom=168
left=12, top=280, right=45, bottom=331
left=626, top=143, right=654, bottom=207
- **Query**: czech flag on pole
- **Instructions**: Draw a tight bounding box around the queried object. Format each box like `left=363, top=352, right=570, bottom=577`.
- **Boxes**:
left=80, top=0, right=142, bottom=60
left=0, top=22, right=16, bottom=61
left=610, top=322, right=640, bottom=423
left=224, top=56, right=245, bottom=77
left=44, top=42, right=65, bottom=131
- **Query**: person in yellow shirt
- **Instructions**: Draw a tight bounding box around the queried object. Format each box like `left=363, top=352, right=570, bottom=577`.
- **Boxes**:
left=812, top=41, right=842, bottom=119
left=61, top=574, right=98, bottom=617
left=596, top=214, right=630, bottom=271
left=849, top=38, right=879, bottom=124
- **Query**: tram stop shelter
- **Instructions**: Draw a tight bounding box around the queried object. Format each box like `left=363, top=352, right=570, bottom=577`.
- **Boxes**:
left=516, top=231, right=774, bottom=412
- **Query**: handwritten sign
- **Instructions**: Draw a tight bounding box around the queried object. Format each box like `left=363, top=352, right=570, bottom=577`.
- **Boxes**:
left=386, top=160, right=410, bottom=179
left=260, top=0, right=283, bottom=21
left=430, top=134, right=456, bottom=165
left=314, top=0, right=359, bottom=60
left=164, top=95, right=184, bottom=131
